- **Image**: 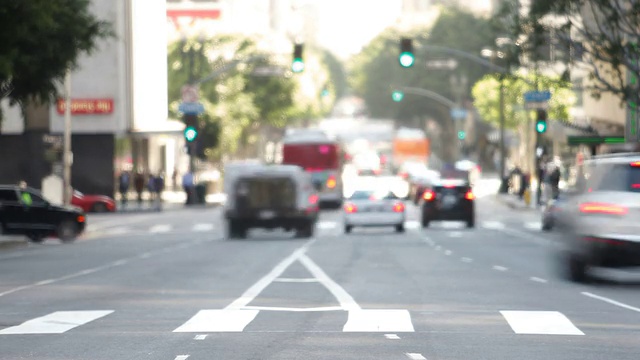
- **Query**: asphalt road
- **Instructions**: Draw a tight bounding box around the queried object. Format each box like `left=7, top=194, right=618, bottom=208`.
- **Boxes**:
left=1, top=178, right=639, bottom=360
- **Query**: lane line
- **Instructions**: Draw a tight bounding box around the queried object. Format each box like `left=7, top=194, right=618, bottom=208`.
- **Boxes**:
left=192, top=223, right=215, bottom=232
left=225, top=239, right=316, bottom=310
left=435, top=246, right=442, bottom=251
left=582, top=292, right=640, bottom=313
left=174, top=310, right=260, bottom=333
left=174, top=356, right=190, bottom=360
left=530, top=277, right=548, bottom=283
left=405, top=353, right=427, bottom=360
left=299, top=254, right=361, bottom=311
left=0, top=310, right=114, bottom=334
left=343, top=309, right=414, bottom=332
left=150, top=224, right=172, bottom=233
left=241, top=306, right=343, bottom=312
left=481, top=221, right=505, bottom=230
left=500, top=311, right=584, bottom=335
left=448, top=231, right=463, bottom=238
left=194, top=335, right=207, bottom=340
left=493, top=265, right=508, bottom=272
left=273, top=278, right=319, bottom=283
left=461, top=257, right=473, bottom=263
left=444, top=250, right=452, bottom=256
left=384, top=333, right=401, bottom=340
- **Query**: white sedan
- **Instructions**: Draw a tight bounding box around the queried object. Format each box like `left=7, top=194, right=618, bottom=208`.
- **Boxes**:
left=343, top=189, right=406, bottom=234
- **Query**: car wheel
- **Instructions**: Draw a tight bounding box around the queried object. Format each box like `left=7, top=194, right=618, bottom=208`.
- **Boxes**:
left=421, top=217, right=430, bottom=228
left=92, top=202, right=109, bottom=213
left=57, top=221, right=78, bottom=243
left=27, top=232, right=45, bottom=243
left=344, top=225, right=352, bottom=234
left=561, top=253, right=588, bottom=283
left=395, top=224, right=405, bottom=233
left=295, top=221, right=314, bottom=238
left=466, top=217, right=475, bottom=228
left=227, top=221, right=247, bottom=240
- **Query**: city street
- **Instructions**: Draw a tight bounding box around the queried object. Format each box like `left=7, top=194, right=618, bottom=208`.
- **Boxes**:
left=1, top=178, right=639, bottom=360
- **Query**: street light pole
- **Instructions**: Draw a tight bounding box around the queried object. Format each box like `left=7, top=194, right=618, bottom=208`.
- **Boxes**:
left=63, top=68, right=72, bottom=206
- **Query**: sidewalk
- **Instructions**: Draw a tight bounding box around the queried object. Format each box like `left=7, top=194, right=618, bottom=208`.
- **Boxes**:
left=114, top=191, right=226, bottom=213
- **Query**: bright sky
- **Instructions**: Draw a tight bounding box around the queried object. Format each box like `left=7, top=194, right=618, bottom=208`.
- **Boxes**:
left=315, top=0, right=403, bottom=59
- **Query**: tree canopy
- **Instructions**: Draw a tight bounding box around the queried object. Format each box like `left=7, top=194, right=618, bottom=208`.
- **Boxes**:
left=0, top=0, right=111, bottom=123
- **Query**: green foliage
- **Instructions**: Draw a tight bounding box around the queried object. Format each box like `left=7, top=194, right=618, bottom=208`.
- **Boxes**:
left=0, top=0, right=112, bottom=125
left=350, top=7, right=503, bottom=127
left=471, top=71, right=576, bottom=130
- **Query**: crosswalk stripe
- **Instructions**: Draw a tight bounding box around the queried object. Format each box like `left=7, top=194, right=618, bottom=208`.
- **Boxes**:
left=343, top=310, right=415, bottom=332
left=524, top=221, right=542, bottom=230
left=173, top=310, right=259, bottom=333
left=482, top=221, right=506, bottom=229
left=150, top=225, right=172, bottom=233
left=404, top=221, right=421, bottom=229
left=500, top=311, right=584, bottom=335
left=317, top=221, right=337, bottom=229
left=0, top=310, right=113, bottom=334
left=192, top=223, right=214, bottom=232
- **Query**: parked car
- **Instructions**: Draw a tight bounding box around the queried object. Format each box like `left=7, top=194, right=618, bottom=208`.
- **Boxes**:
left=0, top=185, right=86, bottom=243
left=72, top=190, right=116, bottom=213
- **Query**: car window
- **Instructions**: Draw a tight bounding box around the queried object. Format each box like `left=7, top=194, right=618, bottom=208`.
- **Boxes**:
left=28, top=192, right=48, bottom=206
left=349, top=190, right=374, bottom=200
left=0, top=189, right=19, bottom=202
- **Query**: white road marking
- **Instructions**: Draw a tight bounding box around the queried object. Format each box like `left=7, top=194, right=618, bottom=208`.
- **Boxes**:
left=582, top=292, right=640, bottom=313
left=435, top=246, right=442, bottom=251
left=524, top=221, right=542, bottom=230
left=384, top=333, right=401, bottom=340
left=110, top=259, right=128, bottom=266
left=225, top=239, right=316, bottom=310
left=500, top=311, right=584, bottom=335
left=481, top=221, right=505, bottom=230
left=107, top=227, right=130, bottom=235
left=299, top=254, right=361, bottom=311
left=444, top=250, right=452, bottom=256
left=138, top=252, right=152, bottom=259
left=317, top=221, right=338, bottom=229
left=150, top=224, right=171, bottom=233
left=405, top=353, right=427, bottom=360
left=493, top=265, right=508, bottom=272
left=192, top=223, right=214, bottom=232
left=530, top=277, right=548, bottom=283
left=174, top=356, right=190, bottom=360
left=448, top=231, right=463, bottom=238
left=343, top=309, right=414, bottom=332
left=173, top=310, right=260, bottom=333
left=404, top=221, right=421, bottom=229
left=440, top=222, right=463, bottom=229
left=241, top=306, right=343, bottom=312
left=0, top=310, right=114, bottom=335
left=273, top=278, right=319, bottom=283
left=194, top=335, right=207, bottom=340
left=35, top=279, right=56, bottom=286
left=461, top=257, right=473, bottom=263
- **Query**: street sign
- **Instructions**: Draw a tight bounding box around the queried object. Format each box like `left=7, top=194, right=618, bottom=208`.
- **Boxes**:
left=181, top=85, right=199, bottom=103
left=524, top=101, right=549, bottom=110
left=450, top=108, right=467, bottom=119
left=524, top=90, right=551, bottom=102
left=179, top=102, right=204, bottom=115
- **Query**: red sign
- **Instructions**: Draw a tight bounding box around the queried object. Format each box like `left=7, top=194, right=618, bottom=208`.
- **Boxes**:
left=57, top=98, right=114, bottom=115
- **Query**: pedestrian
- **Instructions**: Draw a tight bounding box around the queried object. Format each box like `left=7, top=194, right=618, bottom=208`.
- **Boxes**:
left=182, top=171, right=195, bottom=205
left=118, top=171, right=130, bottom=208
left=134, top=171, right=145, bottom=206
left=153, top=173, right=165, bottom=211
left=172, top=168, right=178, bottom=191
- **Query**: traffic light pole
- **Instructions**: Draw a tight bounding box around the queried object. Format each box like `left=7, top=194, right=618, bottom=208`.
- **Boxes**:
left=499, top=75, right=506, bottom=179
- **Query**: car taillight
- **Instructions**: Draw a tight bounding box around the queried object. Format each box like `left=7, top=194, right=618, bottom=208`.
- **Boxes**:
left=309, top=194, right=319, bottom=205
left=399, top=172, right=408, bottom=179
left=423, top=190, right=435, bottom=201
left=344, top=203, right=357, bottom=213
left=464, top=190, right=475, bottom=200
left=579, top=202, right=628, bottom=215
left=393, top=202, right=405, bottom=212
left=326, top=176, right=336, bottom=189
left=77, top=215, right=86, bottom=223
left=630, top=161, right=640, bottom=167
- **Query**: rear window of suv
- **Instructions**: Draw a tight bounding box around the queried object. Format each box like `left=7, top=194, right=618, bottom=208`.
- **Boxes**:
left=590, top=163, right=640, bottom=192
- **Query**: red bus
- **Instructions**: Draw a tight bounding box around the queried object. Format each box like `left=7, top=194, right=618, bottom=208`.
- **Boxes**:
left=281, top=130, right=343, bottom=207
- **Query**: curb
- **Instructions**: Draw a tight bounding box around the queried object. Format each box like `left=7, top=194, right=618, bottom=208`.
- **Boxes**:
left=0, top=237, right=29, bottom=251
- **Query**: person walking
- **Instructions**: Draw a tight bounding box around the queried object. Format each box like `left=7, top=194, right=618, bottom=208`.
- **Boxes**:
left=134, top=171, right=145, bottom=207
left=182, top=171, right=195, bottom=205
left=153, top=173, right=165, bottom=211
left=118, top=171, right=130, bottom=208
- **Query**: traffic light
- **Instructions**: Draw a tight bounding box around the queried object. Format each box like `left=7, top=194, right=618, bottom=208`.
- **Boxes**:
left=292, top=44, right=304, bottom=73
left=392, top=90, right=404, bottom=102
left=399, top=38, right=415, bottom=68
left=535, top=109, right=548, bottom=133
left=458, top=130, right=466, bottom=140
left=183, top=113, right=199, bottom=142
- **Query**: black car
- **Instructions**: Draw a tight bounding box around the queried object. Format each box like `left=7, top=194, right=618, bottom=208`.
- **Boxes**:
left=420, top=179, right=475, bottom=228
left=0, top=185, right=86, bottom=243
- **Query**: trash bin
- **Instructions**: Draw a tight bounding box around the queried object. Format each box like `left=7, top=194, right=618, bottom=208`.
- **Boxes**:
left=195, top=183, right=207, bottom=204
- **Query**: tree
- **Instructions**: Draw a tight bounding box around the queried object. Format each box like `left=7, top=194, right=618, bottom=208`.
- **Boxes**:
left=471, top=71, right=576, bottom=131
left=501, top=0, right=640, bottom=107
left=0, top=0, right=112, bottom=125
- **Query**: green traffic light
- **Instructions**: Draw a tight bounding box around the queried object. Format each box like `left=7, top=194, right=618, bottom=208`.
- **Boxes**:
left=392, top=91, right=404, bottom=102
left=535, top=120, right=547, bottom=133
left=184, top=126, right=198, bottom=142
left=291, top=58, right=304, bottom=73
left=399, top=52, right=415, bottom=68
left=458, top=131, right=466, bottom=140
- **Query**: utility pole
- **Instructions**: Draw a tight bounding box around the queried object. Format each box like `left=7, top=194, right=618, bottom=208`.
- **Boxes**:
left=63, top=68, right=72, bottom=206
